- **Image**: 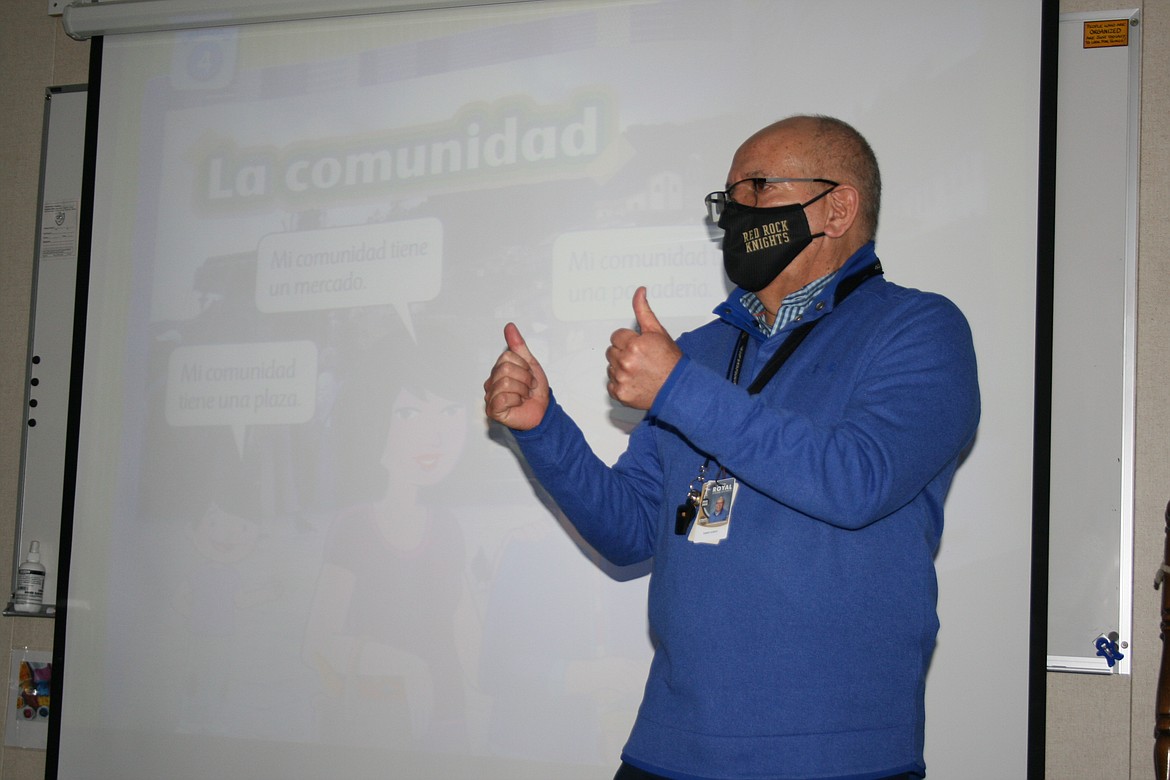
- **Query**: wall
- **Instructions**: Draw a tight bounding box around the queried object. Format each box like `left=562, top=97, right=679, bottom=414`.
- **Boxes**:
left=0, top=1, right=1165, bottom=778
left=1045, top=1, right=1170, bottom=778
left=0, top=5, right=88, bottom=778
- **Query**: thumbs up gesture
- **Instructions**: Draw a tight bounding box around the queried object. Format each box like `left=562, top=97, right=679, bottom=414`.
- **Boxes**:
left=606, top=287, right=682, bottom=410
left=484, top=323, right=550, bottom=431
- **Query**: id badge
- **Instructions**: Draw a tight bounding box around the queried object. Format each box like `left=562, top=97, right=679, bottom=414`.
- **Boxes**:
left=688, top=478, right=737, bottom=545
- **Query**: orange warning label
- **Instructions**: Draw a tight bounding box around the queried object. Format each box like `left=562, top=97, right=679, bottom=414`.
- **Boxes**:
left=1083, top=19, right=1130, bottom=49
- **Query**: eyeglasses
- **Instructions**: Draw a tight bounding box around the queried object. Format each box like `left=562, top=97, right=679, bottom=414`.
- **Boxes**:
left=705, top=177, right=838, bottom=222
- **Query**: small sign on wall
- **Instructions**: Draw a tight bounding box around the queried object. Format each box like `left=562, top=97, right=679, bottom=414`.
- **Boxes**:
left=1083, top=19, right=1130, bottom=48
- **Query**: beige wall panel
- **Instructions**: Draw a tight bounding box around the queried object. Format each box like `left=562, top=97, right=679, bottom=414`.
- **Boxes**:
left=0, top=3, right=89, bottom=778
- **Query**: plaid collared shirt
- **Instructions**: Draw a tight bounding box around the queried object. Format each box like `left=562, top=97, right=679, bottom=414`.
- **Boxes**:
left=741, top=270, right=839, bottom=337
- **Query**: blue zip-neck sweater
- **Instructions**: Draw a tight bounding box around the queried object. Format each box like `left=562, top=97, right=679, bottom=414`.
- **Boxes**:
left=513, top=243, right=980, bottom=779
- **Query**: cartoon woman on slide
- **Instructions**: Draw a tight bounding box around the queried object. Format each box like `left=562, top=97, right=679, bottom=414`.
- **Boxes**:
left=302, top=331, right=476, bottom=749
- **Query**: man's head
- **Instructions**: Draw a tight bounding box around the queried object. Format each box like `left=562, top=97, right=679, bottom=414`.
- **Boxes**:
left=718, top=115, right=880, bottom=302
left=734, top=115, right=881, bottom=241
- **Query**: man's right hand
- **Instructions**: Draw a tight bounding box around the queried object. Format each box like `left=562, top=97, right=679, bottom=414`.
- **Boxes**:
left=483, top=323, right=550, bottom=431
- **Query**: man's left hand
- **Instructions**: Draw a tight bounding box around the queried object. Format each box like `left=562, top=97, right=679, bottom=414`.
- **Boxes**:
left=606, top=287, right=682, bottom=410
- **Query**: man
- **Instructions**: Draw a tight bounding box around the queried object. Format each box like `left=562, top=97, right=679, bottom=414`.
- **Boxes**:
left=483, top=115, right=979, bottom=780
left=704, top=494, right=729, bottom=525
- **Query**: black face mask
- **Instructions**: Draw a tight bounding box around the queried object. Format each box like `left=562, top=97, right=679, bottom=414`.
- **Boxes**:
left=718, top=186, right=835, bottom=292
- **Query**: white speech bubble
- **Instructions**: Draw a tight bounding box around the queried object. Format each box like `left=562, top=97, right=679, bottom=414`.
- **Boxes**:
left=255, top=219, right=442, bottom=339
left=165, top=341, right=318, bottom=454
left=551, top=225, right=722, bottom=322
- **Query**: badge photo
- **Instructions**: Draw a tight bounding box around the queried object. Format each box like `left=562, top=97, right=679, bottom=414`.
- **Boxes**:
left=689, top=478, right=737, bottom=545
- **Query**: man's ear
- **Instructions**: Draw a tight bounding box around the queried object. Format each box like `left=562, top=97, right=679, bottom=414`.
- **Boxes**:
left=821, top=184, right=860, bottom=239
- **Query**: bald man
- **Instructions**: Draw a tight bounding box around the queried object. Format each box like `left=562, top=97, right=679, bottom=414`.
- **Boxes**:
left=484, top=115, right=979, bottom=780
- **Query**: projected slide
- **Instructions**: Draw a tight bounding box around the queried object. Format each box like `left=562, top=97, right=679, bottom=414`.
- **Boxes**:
left=60, top=2, right=1041, bottom=778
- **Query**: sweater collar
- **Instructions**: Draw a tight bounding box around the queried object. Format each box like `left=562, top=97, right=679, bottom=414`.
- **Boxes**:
left=713, top=242, right=880, bottom=338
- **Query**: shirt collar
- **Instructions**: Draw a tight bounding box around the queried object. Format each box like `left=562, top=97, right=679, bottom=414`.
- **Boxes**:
left=741, top=270, right=839, bottom=337
left=713, top=242, right=880, bottom=339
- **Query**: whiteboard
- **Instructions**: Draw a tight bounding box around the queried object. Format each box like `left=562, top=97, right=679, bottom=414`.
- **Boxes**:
left=7, top=84, right=87, bottom=616
left=1046, top=9, right=1140, bottom=674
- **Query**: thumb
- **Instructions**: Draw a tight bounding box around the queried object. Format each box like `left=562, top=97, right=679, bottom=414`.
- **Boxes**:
left=504, top=322, right=530, bottom=356
left=632, top=287, right=667, bottom=336
left=503, top=322, right=548, bottom=386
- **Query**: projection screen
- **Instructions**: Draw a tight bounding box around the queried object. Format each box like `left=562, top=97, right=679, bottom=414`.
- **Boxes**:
left=55, top=1, right=1044, bottom=777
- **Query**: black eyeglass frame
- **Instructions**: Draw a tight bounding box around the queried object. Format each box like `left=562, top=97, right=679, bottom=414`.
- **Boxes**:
left=705, top=177, right=838, bottom=222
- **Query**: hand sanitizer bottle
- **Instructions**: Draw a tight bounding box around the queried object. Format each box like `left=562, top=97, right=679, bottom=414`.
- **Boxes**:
left=13, top=541, right=45, bottom=613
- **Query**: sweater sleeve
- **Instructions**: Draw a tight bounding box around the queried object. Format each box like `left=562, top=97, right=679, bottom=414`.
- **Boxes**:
left=511, top=394, right=663, bottom=566
left=651, top=292, right=980, bottom=529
